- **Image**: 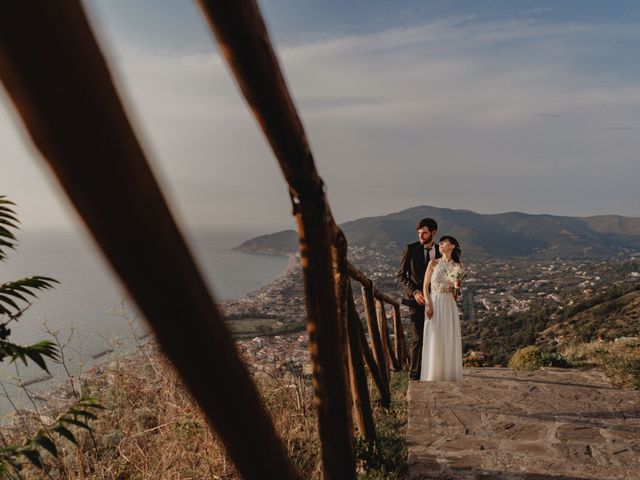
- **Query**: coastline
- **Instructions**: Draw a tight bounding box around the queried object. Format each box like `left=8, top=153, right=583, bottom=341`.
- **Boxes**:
left=2, top=251, right=310, bottom=424
left=0, top=250, right=302, bottom=416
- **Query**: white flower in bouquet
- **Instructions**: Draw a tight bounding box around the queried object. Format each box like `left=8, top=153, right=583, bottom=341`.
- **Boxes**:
left=446, top=264, right=465, bottom=296
left=446, top=264, right=465, bottom=284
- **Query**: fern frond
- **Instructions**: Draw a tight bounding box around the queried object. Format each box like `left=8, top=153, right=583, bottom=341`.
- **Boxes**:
left=0, top=396, right=102, bottom=471
left=0, top=339, right=60, bottom=372
left=0, top=276, right=59, bottom=318
left=0, top=198, right=19, bottom=261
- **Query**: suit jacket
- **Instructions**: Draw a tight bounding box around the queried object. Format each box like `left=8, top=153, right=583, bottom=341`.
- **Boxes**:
left=396, top=241, right=441, bottom=307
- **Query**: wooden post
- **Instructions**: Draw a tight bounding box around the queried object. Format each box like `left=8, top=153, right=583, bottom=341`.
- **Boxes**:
left=392, top=305, right=405, bottom=367
left=377, top=300, right=400, bottom=372
left=195, top=2, right=355, bottom=478
left=290, top=169, right=355, bottom=480
left=332, top=230, right=353, bottom=427
left=354, top=302, right=391, bottom=408
left=361, top=285, right=389, bottom=388
left=0, top=3, right=300, bottom=479
left=345, top=284, right=376, bottom=440
left=375, top=299, right=392, bottom=378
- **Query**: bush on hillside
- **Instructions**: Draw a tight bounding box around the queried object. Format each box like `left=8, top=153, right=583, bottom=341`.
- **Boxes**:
left=508, top=345, right=567, bottom=371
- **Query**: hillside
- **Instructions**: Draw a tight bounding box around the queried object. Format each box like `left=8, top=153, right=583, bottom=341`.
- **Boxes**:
left=537, top=289, right=640, bottom=346
left=234, top=206, right=640, bottom=259
left=463, top=279, right=640, bottom=364
left=234, top=229, right=299, bottom=256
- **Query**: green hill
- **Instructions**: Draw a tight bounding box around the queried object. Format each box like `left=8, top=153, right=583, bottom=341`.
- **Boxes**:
left=463, top=279, right=640, bottom=364
left=537, top=287, right=640, bottom=345
left=235, top=206, right=640, bottom=259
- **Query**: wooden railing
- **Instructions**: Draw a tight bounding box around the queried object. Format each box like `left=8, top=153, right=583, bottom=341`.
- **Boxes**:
left=0, top=1, right=408, bottom=479
left=344, top=259, right=410, bottom=438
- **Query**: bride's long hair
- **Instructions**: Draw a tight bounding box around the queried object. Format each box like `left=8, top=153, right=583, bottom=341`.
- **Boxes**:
left=439, top=235, right=462, bottom=264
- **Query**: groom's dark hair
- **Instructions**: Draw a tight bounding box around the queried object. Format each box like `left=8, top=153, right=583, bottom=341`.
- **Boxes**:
left=417, top=218, right=438, bottom=232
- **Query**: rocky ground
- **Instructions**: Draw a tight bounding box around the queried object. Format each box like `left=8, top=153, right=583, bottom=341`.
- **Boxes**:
left=406, top=368, right=640, bottom=479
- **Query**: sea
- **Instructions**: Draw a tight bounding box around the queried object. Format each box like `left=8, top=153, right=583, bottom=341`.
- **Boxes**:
left=0, top=229, right=289, bottom=413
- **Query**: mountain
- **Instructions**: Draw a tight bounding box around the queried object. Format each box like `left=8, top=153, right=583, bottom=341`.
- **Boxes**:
left=234, top=229, right=299, bottom=256
left=234, top=206, right=640, bottom=259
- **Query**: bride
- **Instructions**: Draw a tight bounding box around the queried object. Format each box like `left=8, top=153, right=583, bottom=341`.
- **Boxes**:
left=420, top=236, right=464, bottom=382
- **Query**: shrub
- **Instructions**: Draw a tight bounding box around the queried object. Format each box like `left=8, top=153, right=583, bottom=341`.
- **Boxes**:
left=508, top=346, right=544, bottom=371
left=508, top=345, right=567, bottom=371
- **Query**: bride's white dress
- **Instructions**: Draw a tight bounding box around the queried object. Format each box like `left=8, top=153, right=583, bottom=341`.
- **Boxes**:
left=420, top=259, right=463, bottom=382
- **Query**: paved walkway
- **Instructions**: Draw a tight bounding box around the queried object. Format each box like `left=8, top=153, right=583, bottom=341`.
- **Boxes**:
left=406, top=368, right=640, bottom=479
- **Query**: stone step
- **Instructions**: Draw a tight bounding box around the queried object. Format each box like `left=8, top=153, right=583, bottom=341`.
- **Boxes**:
left=406, top=367, right=640, bottom=479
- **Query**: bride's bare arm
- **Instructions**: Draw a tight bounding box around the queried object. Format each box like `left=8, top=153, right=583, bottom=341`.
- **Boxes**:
left=423, top=260, right=436, bottom=317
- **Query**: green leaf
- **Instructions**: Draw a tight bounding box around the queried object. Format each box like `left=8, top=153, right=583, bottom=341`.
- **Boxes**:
left=0, top=294, right=20, bottom=312
left=25, top=351, right=49, bottom=373
left=17, top=448, right=43, bottom=469
left=78, top=398, right=105, bottom=410
left=68, top=409, right=98, bottom=421
left=52, top=425, right=77, bottom=445
left=1, top=339, right=60, bottom=372
left=60, top=417, right=91, bottom=431
left=0, top=226, right=16, bottom=240
left=15, top=350, right=27, bottom=366
left=0, top=216, right=19, bottom=229
left=0, top=289, right=28, bottom=303
left=34, top=435, right=58, bottom=458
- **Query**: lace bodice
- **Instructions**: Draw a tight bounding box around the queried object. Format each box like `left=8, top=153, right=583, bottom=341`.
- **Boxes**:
left=431, top=260, right=457, bottom=293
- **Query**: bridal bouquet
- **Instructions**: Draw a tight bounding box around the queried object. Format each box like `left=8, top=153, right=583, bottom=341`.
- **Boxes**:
left=446, top=264, right=465, bottom=297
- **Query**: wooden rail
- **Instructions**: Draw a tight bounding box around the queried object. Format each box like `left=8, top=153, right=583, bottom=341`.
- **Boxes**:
left=0, top=0, right=410, bottom=478
left=0, top=3, right=300, bottom=479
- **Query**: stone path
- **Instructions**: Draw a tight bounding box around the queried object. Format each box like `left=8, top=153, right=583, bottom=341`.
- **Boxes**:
left=406, top=368, right=640, bottom=479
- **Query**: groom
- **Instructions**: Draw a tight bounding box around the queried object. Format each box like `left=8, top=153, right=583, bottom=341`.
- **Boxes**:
left=396, top=218, right=440, bottom=380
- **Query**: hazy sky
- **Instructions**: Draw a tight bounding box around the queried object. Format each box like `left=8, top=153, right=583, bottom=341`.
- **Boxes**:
left=1, top=0, right=639, bottom=237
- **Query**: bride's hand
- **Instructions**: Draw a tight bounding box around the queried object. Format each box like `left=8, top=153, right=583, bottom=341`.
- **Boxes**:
left=426, top=304, right=433, bottom=319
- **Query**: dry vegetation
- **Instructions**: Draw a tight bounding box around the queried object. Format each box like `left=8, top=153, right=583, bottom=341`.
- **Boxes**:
left=507, top=339, right=640, bottom=389
left=560, top=339, right=640, bottom=389
left=3, top=342, right=408, bottom=479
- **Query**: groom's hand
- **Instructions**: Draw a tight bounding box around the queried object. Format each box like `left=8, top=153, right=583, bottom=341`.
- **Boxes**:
left=413, top=290, right=426, bottom=305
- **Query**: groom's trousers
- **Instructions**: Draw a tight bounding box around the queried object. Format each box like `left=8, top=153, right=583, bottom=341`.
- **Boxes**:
left=408, top=305, right=425, bottom=378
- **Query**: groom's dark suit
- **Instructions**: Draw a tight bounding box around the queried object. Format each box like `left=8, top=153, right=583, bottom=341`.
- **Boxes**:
left=396, top=241, right=440, bottom=379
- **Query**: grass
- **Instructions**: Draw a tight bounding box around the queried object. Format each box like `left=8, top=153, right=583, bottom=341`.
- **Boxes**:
left=355, top=371, right=408, bottom=480
left=508, top=339, right=640, bottom=389
left=560, top=339, right=640, bottom=389
left=3, top=343, right=409, bottom=478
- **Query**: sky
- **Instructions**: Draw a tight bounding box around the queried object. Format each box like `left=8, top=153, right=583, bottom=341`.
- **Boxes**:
left=1, top=0, right=639, bottom=238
